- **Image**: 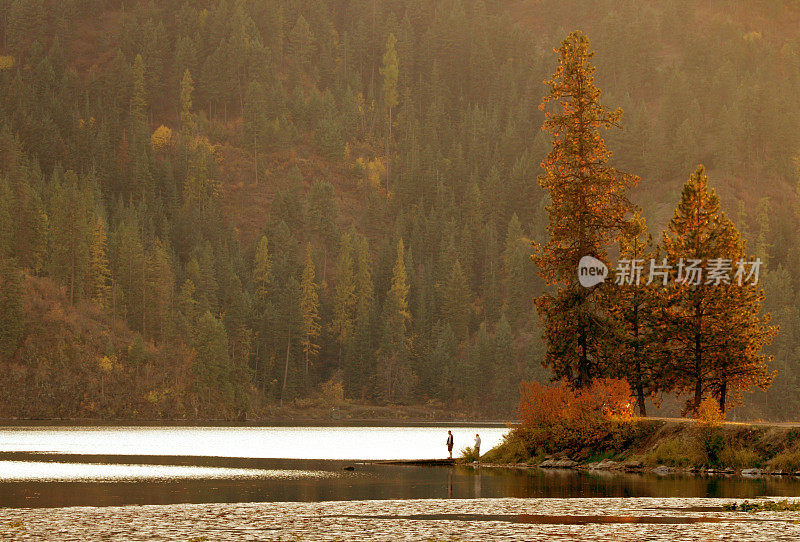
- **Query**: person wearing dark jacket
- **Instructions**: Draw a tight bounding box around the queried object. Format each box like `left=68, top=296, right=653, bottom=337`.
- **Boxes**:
left=446, top=431, right=454, bottom=459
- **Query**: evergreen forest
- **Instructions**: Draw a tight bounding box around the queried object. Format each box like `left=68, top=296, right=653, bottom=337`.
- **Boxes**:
left=0, top=0, right=798, bottom=420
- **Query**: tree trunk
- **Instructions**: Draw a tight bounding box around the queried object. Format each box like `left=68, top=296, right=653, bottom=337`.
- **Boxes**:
left=254, top=137, right=258, bottom=184
left=578, top=319, right=589, bottom=388
left=693, top=325, right=703, bottom=412
left=386, top=106, right=392, bottom=194
left=718, top=381, right=727, bottom=413
left=281, top=330, right=291, bottom=405
left=69, top=252, right=75, bottom=305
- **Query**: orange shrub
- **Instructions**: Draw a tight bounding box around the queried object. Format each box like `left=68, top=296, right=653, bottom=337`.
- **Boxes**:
left=516, top=378, right=635, bottom=455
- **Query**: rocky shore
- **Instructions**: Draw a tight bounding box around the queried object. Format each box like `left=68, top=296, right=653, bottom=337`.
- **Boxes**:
left=476, top=420, right=800, bottom=478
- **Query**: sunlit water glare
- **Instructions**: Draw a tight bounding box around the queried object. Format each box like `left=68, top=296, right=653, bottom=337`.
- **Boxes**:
left=0, top=426, right=508, bottom=460
left=0, top=460, right=330, bottom=482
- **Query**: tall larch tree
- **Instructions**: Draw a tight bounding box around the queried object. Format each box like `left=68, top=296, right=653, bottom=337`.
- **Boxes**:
left=300, top=243, right=321, bottom=378
left=662, top=165, right=775, bottom=413
left=533, top=31, right=639, bottom=388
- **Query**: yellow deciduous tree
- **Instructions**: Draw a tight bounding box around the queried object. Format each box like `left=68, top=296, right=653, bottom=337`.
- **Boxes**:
left=151, top=125, right=173, bottom=151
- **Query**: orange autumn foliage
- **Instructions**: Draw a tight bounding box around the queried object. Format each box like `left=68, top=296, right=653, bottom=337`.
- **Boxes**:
left=516, top=378, right=634, bottom=454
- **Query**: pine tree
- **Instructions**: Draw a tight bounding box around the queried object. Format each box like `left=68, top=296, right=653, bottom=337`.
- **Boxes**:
left=0, top=258, right=25, bottom=358
left=300, top=243, right=321, bottom=378
left=380, top=33, right=399, bottom=193
left=243, top=81, right=269, bottom=183
left=253, top=235, right=273, bottom=303
left=131, top=53, right=147, bottom=125
left=307, top=180, right=340, bottom=284
left=147, top=238, right=174, bottom=341
left=662, top=165, right=776, bottom=413
left=386, top=238, right=411, bottom=342
left=606, top=212, right=664, bottom=416
left=502, top=213, right=533, bottom=328
left=88, top=215, right=111, bottom=308
left=48, top=171, right=93, bottom=305
left=442, top=259, right=471, bottom=340
left=287, top=15, right=313, bottom=74
left=330, top=238, right=356, bottom=362
left=533, top=31, right=639, bottom=387
left=180, top=69, right=197, bottom=137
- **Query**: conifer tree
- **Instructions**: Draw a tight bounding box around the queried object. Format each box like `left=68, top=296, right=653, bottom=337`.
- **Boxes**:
left=606, top=212, right=664, bottom=416
left=442, top=259, right=471, bottom=340
left=48, top=171, right=93, bottom=304
left=307, top=180, right=340, bottom=283
left=88, top=215, right=111, bottom=308
left=386, top=238, right=411, bottom=342
left=253, top=235, right=273, bottom=303
left=180, top=69, right=197, bottom=137
left=380, top=33, right=399, bottom=193
left=131, top=53, right=147, bottom=125
left=243, top=81, right=269, bottom=183
left=533, top=31, right=639, bottom=387
left=147, top=238, right=174, bottom=341
left=300, top=243, right=321, bottom=377
left=0, top=258, right=25, bottom=358
left=287, top=15, right=313, bottom=74
left=330, top=238, right=356, bottom=362
left=662, top=165, right=775, bottom=413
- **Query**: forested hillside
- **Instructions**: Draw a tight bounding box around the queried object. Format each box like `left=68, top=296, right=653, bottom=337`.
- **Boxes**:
left=1, top=0, right=799, bottom=419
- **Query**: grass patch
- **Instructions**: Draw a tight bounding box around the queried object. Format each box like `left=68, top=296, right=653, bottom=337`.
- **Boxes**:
left=646, top=437, right=698, bottom=467
left=718, top=447, right=763, bottom=469
left=767, top=449, right=800, bottom=472
left=482, top=431, right=531, bottom=464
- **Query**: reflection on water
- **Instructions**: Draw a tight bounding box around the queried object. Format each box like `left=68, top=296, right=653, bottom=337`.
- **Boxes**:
left=0, top=426, right=507, bottom=460
left=4, top=458, right=800, bottom=508
left=0, top=461, right=331, bottom=482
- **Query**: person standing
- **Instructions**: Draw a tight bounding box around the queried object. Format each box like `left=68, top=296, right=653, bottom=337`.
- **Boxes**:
left=446, top=430, right=454, bottom=459
left=474, top=434, right=481, bottom=458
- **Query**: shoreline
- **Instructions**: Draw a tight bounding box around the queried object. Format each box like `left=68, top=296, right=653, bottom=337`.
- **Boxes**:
left=478, top=419, right=800, bottom=479
left=466, top=459, right=796, bottom=479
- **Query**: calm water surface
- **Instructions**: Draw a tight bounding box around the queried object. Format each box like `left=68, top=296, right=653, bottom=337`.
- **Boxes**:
left=1, top=425, right=800, bottom=509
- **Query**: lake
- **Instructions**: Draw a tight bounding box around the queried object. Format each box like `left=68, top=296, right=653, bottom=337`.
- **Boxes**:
left=2, top=425, right=800, bottom=510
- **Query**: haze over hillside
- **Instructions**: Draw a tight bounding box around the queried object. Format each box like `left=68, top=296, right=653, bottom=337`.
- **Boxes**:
left=0, top=0, right=798, bottom=420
